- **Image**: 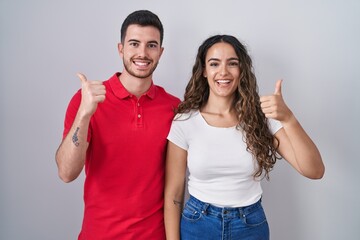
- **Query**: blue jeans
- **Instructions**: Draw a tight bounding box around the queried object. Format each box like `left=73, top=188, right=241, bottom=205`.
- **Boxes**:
left=180, top=195, right=269, bottom=240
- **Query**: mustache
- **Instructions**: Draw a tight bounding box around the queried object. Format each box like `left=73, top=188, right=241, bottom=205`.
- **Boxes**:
left=132, top=57, right=152, bottom=62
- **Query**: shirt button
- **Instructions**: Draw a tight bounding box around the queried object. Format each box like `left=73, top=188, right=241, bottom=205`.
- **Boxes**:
left=138, top=114, right=141, bottom=118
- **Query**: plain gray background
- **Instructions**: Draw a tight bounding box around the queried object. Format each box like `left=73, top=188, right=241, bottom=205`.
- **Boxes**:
left=1, top=0, right=359, bottom=239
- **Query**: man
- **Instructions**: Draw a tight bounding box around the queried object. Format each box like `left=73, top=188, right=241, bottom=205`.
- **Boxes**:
left=55, top=10, right=180, bottom=239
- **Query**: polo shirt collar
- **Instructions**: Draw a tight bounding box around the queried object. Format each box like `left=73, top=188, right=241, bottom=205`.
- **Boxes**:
left=109, top=72, right=156, bottom=100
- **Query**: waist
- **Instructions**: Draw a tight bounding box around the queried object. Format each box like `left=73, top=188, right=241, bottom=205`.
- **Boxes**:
left=186, top=195, right=263, bottom=218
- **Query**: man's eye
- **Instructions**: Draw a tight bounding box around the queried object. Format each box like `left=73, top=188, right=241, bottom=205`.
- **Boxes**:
left=130, top=42, right=139, bottom=47
left=148, top=43, right=158, bottom=48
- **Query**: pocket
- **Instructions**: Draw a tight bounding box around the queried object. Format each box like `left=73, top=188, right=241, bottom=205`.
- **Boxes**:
left=181, top=202, right=202, bottom=222
left=242, top=204, right=267, bottom=227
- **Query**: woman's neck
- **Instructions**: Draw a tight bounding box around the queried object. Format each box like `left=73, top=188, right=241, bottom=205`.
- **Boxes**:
left=201, top=95, right=234, bottom=115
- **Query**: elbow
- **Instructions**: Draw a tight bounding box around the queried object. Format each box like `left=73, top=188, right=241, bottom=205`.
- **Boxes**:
left=304, top=165, right=325, bottom=180
left=58, top=170, right=77, bottom=183
left=55, top=153, right=81, bottom=183
left=307, top=172, right=324, bottom=180
left=56, top=158, right=79, bottom=183
left=59, top=175, right=76, bottom=183
left=312, top=168, right=325, bottom=180
left=300, top=153, right=325, bottom=180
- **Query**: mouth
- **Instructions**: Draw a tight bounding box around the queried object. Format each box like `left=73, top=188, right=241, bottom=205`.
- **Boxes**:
left=133, top=59, right=151, bottom=68
left=215, top=79, right=232, bottom=86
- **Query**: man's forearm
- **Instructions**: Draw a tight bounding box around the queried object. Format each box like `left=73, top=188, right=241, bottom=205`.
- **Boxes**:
left=55, top=114, right=91, bottom=182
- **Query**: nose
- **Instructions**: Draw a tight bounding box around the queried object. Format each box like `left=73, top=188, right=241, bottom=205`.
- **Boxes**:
left=219, top=64, right=229, bottom=76
left=137, top=44, right=148, bottom=58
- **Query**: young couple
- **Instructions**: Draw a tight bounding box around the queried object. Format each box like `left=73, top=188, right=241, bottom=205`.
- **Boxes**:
left=56, top=10, right=324, bottom=240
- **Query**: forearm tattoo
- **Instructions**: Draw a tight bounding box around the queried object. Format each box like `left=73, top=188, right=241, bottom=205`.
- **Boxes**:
left=72, top=127, right=80, bottom=147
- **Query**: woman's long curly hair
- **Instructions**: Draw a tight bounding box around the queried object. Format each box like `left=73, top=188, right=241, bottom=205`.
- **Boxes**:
left=176, top=35, right=280, bottom=179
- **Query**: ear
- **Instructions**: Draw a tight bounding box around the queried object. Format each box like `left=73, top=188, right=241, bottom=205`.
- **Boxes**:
left=117, top=43, right=124, bottom=57
left=203, top=69, right=207, bottom=78
left=159, top=46, right=164, bottom=58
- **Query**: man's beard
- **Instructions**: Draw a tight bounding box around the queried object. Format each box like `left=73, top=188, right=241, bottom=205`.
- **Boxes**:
left=123, top=57, right=159, bottom=79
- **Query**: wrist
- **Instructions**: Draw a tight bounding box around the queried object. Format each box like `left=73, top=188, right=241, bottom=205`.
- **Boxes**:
left=77, top=105, right=94, bottom=120
left=76, top=109, right=93, bottom=123
left=281, top=112, right=297, bottom=127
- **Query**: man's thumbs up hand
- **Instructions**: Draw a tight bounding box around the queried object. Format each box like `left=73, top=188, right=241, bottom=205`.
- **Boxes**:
left=77, top=73, right=106, bottom=118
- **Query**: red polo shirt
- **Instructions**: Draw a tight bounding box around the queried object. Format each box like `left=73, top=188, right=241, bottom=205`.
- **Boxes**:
left=63, top=73, right=180, bottom=240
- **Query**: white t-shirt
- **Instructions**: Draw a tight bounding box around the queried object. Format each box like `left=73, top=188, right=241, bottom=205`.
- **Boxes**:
left=167, top=110, right=282, bottom=207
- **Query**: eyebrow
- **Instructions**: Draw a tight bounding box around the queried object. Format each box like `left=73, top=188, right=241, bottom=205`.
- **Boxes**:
left=207, top=57, right=239, bottom=62
left=128, top=39, right=140, bottom=43
left=127, top=39, right=159, bottom=45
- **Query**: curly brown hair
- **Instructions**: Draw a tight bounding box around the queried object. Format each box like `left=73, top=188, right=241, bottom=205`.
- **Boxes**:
left=176, top=35, right=280, bottom=179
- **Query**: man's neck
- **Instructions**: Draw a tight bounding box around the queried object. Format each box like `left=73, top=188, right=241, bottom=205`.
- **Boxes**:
left=119, top=71, right=152, bottom=98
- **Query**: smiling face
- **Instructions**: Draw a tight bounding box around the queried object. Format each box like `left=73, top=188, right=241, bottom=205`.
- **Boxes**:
left=203, top=42, right=240, bottom=100
left=118, top=24, right=164, bottom=79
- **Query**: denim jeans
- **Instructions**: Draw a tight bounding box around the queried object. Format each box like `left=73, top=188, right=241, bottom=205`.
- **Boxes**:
left=180, top=195, right=269, bottom=240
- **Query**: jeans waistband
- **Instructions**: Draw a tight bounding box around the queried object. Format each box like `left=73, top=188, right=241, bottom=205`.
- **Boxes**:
left=187, top=195, right=263, bottom=219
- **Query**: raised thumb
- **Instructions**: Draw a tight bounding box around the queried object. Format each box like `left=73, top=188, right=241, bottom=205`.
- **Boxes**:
left=77, top=73, right=88, bottom=84
left=274, top=79, right=283, bottom=95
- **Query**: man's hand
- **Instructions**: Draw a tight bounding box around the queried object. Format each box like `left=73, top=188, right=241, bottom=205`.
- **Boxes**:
left=77, top=73, right=106, bottom=117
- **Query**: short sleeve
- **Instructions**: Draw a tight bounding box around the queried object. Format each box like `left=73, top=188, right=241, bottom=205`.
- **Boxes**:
left=167, top=115, right=189, bottom=150
left=268, top=118, right=283, bottom=135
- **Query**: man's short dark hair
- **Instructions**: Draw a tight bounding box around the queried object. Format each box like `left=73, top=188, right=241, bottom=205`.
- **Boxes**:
left=121, top=10, right=164, bottom=46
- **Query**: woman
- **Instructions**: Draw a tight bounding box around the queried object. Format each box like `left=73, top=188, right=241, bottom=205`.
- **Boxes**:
left=164, top=35, right=324, bottom=240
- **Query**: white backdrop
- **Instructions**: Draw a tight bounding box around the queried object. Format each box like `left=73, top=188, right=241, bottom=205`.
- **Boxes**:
left=1, top=0, right=359, bottom=239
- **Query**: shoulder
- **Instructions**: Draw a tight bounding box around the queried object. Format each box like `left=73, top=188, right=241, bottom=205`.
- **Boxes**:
left=168, top=110, right=201, bottom=144
left=154, top=85, right=181, bottom=104
left=174, top=110, right=199, bottom=122
left=103, top=73, right=119, bottom=88
left=68, top=89, right=82, bottom=106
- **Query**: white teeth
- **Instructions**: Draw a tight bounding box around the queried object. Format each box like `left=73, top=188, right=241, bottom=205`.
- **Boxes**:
left=134, top=61, right=148, bottom=66
left=216, top=80, right=231, bottom=83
